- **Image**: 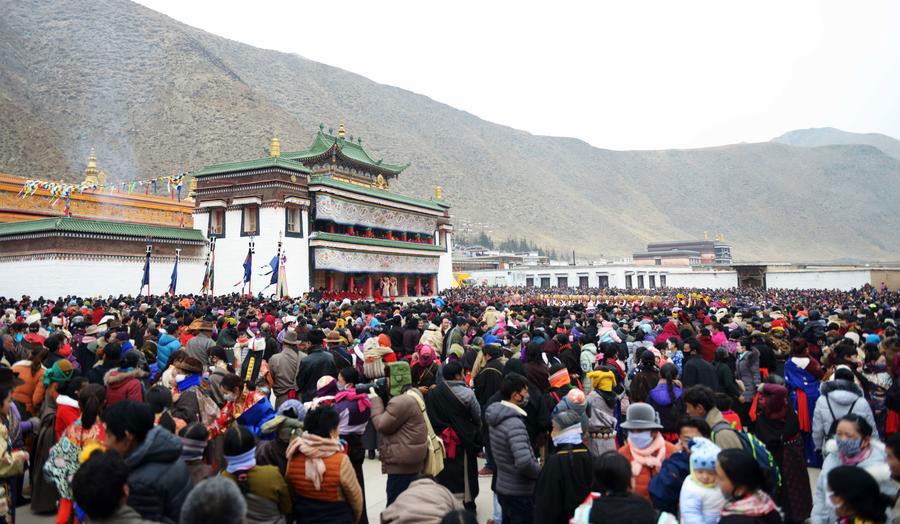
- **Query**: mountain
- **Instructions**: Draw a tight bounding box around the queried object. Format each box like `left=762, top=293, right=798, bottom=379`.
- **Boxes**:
left=772, top=127, right=900, bottom=161
left=2, top=0, right=900, bottom=262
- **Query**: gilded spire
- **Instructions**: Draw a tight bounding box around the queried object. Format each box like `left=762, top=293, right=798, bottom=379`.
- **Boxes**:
left=434, top=186, right=444, bottom=200
left=270, top=137, right=281, bottom=157
left=82, top=147, right=100, bottom=185
left=338, top=123, right=345, bottom=139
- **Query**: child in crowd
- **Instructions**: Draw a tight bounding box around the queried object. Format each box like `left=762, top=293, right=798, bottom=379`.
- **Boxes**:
left=678, top=437, right=725, bottom=524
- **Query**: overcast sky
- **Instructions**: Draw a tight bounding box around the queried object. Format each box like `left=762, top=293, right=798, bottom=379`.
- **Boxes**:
left=136, top=0, right=900, bottom=150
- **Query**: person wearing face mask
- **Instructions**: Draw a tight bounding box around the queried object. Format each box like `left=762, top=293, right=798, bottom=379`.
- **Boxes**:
left=825, top=465, right=893, bottom=524
left=715, top=448, right=783, bottom=524
left=171, top=356, right=208, bottom=425
left=735, top=336, right=761, bottom=428
left=618, top=402, right=676, bottom=500
left=207, top=373, right=276, bottom=439
left=485, top=373, right=541, bottom=524
left=811, top=415, right=894, bottom=524
left=812, top=367, right=879, bottom=453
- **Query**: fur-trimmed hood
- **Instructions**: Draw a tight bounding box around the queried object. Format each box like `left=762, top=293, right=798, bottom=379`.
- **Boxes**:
left=820, top=378, right=863, bottom=399
left=103, top=368, right=147, bottom=387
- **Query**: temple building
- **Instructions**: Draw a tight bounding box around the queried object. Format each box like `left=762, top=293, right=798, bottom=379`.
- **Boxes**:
left=192, top=124, right=453, bottom=298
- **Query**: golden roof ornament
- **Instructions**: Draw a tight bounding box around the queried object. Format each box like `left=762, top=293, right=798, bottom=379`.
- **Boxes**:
left=337, top=123, right=346, bottom=139
left=82, top=147, right=100, bottom=185
left=374, top=174, right=387, bottom=189
left=434, top=186, right=444, bottom=200
left=270, top=137, right=281, bottom=157
left=189, top=176, right=198, bottom=197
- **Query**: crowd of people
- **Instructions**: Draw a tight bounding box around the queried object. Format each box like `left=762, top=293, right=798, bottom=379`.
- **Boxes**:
left=0, top=282, right=897, bottom=524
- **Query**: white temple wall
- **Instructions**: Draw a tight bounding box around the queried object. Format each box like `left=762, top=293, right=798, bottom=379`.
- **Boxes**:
left=437, top=232, right=454, bottom=292
left=0, top=257, right=204, bottom=298
left=665, top=271, right=738, bottom=289
left=765, top=269, right=871, bottom=291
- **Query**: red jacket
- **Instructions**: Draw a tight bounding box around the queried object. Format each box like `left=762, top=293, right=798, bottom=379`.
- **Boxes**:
left=55, top=395, right=80, bottom=439
left=103, top=369, right=147, bottom=407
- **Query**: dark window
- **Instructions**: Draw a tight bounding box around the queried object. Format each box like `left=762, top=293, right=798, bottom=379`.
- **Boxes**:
left=660, top=275, right=667, bottom=287
left=285, top=207, right=303, bottom=238
left=579, top=276, right=589, bottom=288
left=649, top=275, right=656, bottom=288
left=241, top=206, right=259, bottom=237
left=207, top=208, right=225, bottom=238
left=525, top=277, right=534, bottom=287
left=637, top=275, right=645, bottom=289
left=625, top=275, right=633, bottom=289
left=655, top=258, right=662, bottom=266
left=540, top=277, right=550, bottom=288
left=598, top=275, right=609, bottom=288
left=558, top=276, right=568, bottom=288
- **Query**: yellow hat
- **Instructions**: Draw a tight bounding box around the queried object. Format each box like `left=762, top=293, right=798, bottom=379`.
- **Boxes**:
left=587, top=369, right=616, bottom=392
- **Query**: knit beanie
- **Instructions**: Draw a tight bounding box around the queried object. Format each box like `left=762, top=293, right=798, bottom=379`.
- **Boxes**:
left=689, top=437, right=721, bottom=472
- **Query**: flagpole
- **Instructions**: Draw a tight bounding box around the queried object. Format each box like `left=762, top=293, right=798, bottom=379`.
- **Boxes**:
left=248, top=236, right=255, bottom=297
left=141, top=240, right=152, bottom=297
left=201, top=244, right=210, bottom=295
left=210, top=237, right=216, bottom=296
left=274, top=231, right=281, bottom=299
left=171, top=248, right=180, bottom=296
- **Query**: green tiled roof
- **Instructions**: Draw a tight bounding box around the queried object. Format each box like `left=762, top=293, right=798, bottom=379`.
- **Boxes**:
left=0, top=217, right=206, bottom=242
left=194, top=156, right=311, bottom=178
left=309, top=175, right=450, bottom=212
left=311, top=231, right=445, bottom=252
left=282, top=130, right=409, bottom=176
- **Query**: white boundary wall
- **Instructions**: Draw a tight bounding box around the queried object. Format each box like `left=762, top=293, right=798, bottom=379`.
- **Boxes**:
left=0, top=257, right=205, bottom=298
left=464, top=266, right=738, bottom=290
left=665, top=271, right=738, bottom=289
left=765, top=269, right=871, bottom=291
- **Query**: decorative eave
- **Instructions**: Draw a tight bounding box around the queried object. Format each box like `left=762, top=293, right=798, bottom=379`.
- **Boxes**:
left=309, top=232, right=444, bottom=256
left=193, top=157, right=311, bottom=178
left=0, top=217, right=206, bottom=243
left=309, top=176, right=449, bottom=214
left=0, top=253, right=206, bottom=263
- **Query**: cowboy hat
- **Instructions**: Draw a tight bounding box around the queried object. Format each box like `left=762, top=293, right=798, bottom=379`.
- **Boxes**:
left=325, top=330, right=342, bottom=344
left=620, top=402, right=663, bottom=430
left=282, top=330, right=301, bottom=346
left=188, top=319, right=214, bottom=332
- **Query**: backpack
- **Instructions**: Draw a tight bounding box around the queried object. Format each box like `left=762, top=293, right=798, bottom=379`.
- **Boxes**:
left=405, top=389, right=445, bottom=476
left=386, top=361, right=412, bottom=398
left=711, top=421, right=781, bottom=495
left=825, top=395, right=859, bottom=442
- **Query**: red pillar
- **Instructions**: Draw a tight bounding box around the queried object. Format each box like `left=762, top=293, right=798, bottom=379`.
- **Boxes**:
left=431, top=275, right=437, bottom=296
left=327, top=271, right=334, bottom=292
left=366, top=274, right=373, bottom=298
left=416, top=276, right=422, bottom=297
left=400, top=276, right=407, bottom=297
left=329, top=223, right=335, bottom=233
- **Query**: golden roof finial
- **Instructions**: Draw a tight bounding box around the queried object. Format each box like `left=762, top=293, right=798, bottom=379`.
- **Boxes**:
left=704, top=230, right=708, bottom=241
left=270, top=137, right=281, bottom=157
left=337, top=123, right=345, bottom=139
left=189, top=176, right=198, bottom=196
left=83, top=147, right=100, bottom=185
left=434, top=186, right=444, bottom=200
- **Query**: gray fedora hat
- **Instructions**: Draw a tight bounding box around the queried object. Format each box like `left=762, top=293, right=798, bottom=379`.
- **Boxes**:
left=619, top=402, right=663, bottom=430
